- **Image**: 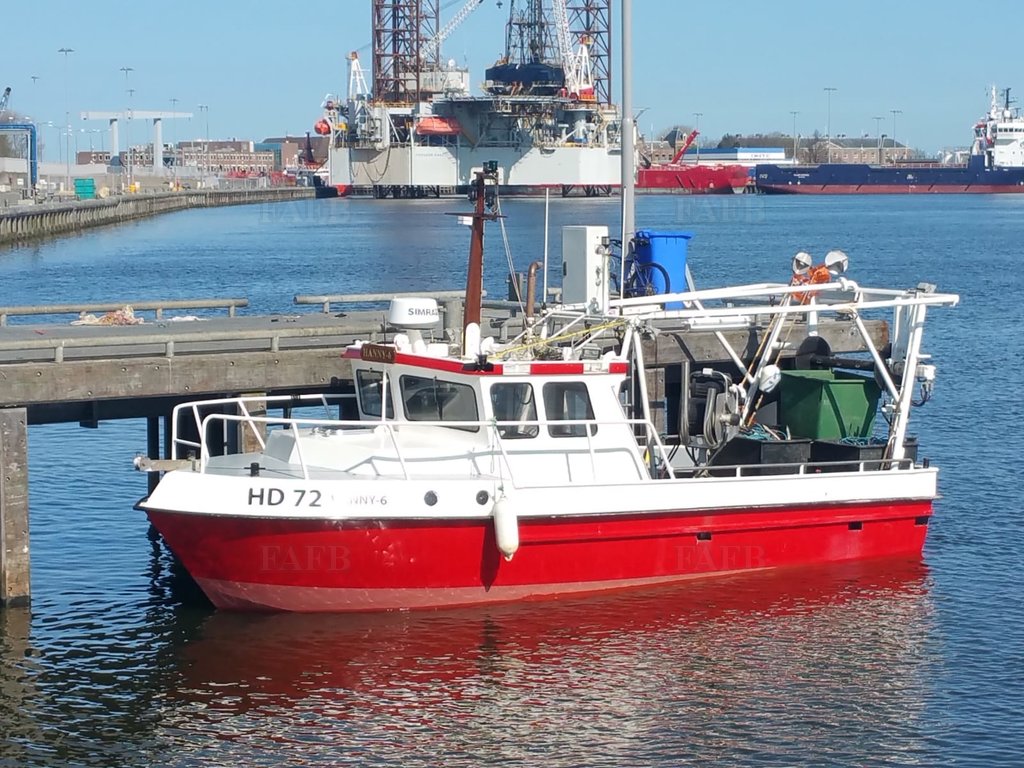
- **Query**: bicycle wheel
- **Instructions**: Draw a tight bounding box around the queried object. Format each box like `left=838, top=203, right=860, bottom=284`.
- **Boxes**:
left=626, top=261, right=671, bottom=297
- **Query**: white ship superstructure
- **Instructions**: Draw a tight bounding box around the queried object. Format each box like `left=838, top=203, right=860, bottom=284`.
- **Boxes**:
left=975, top=85, right=1024, bottom=169
left=320, top=0, right=620, bottom=198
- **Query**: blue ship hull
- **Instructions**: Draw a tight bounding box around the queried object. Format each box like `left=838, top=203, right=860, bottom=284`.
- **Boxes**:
left=755, top=155, right=1024, bottom=194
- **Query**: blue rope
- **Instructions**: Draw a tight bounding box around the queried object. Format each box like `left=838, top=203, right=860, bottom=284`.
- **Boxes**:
left=740, top=424, right=788, bottom=441
left=837, top=435, right=887, bottom=446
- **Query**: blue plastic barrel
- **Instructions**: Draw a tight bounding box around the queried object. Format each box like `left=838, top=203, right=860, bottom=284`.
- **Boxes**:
left=633, top=230, right=693, bottom=307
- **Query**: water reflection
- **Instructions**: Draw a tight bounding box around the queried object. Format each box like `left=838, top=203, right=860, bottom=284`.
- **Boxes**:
left=157, top=560, right=936, bottom=766
left=2, top=550, right=941, bottom=765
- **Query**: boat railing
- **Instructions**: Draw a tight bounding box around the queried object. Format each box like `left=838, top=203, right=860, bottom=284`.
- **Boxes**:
left=173, top=399, right=675, bottom=485
left=674, top=456, right=917, bottom=479
left=605, top=279, right=960, bottom=317
left=171, top=395, right=919, bottom=484
left=170, top=393, right=357, bottom=463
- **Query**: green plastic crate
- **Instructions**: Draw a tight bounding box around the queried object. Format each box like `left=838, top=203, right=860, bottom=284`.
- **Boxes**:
left=779, top=369, right=881, bottom=440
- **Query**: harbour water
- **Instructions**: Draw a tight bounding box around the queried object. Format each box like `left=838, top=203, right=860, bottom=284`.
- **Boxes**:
left=1, top=195, right=1021, bottom=766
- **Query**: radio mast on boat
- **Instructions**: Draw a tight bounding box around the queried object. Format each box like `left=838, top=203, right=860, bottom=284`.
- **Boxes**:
left=619, top=0, right=635, bottom=264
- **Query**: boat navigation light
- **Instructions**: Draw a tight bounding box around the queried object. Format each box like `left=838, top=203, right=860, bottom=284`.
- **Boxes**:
left=792, top=251, right=813, bottom=276
left=825, top=249, right=850, bottom=275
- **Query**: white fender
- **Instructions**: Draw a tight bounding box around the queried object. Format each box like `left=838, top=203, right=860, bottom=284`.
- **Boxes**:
left=492, top=497, right=519, bottom=561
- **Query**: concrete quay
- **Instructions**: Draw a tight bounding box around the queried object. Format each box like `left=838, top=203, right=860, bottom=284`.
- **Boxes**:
left=0, top=187, right=315, bottom=247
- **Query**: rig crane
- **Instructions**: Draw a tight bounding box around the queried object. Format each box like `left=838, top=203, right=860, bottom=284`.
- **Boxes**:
left=423, top=0, right=486, bottom=64
left=0, top=87, right=11, bottom=113
left=551, top=0, right=594, bottom=99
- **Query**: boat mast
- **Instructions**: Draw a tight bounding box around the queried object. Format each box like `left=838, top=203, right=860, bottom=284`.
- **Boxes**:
left=619, top=0, right=635, bottom=259
left=464, top=171, right=487, bottom=337
left=460, top=162, right=500, bottom=347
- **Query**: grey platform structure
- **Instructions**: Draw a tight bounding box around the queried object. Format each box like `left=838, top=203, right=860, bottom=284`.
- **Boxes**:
left=0, top=294, right=888, bottom=606
left=80, top=110, right=194, bottom=172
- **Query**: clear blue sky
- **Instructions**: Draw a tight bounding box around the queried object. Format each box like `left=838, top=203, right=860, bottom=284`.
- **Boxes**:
left=3, top=0, right=1019, bottom=153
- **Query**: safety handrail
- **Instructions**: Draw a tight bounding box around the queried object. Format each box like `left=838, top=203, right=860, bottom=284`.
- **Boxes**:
left=0, top=297, right=249, bottom=326
left=171, top=393, right=355, bottom=461
left=0, top=323, right=379, bottom=362
left=295, top=290, right=480, bottom=315
left=181, top=405, right=671, bottom=486
left=172, top=396, right=920, bottom=485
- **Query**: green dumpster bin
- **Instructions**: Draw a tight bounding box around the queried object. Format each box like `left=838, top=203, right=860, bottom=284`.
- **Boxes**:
left=779, top=369, right=881, bottom=440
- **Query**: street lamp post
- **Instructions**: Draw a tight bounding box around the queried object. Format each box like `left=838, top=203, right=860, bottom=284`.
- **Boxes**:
left=169, top=97, right=178, bottom=185
left=824, top=87, right=837, bottom=163
left=873, top=116, right=883, bottom=163
left=127, top=87, right=136, bottom=186
left=790, top=110, right=799, bottom=161
left=891, top=109, right=903, bottom=162
left=197, top=104, right=209, bottom=179
left=58, top=47, right=73, bottom=193
left=120, top=66, right=134, bottom=188
left=42, top=121, right=55, bottom=163
left=693, top=112, right=702, bottom=163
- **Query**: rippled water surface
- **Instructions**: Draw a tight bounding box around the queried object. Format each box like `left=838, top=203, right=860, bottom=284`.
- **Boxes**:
left=1, top=195, right=1022, bottom=766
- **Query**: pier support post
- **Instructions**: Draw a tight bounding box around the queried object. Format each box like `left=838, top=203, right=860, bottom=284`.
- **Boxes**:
left=146, top=416, right=161, bottom=495
left=239, top=394, right=267, bottom=455
left=442, top=298, right=464, bottom=344
left=0, top=408, right=30, bottom=607
left=644, top=366, right=667, bottom=434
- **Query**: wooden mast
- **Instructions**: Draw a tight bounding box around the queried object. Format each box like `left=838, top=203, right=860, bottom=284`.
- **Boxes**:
left=463, top=170, right=487, bottom=336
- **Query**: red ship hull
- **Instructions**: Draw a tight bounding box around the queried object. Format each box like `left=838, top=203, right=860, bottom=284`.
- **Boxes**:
left=148, top=500, right=931, bottom=612
left=638, top=164, right=749, bottom=194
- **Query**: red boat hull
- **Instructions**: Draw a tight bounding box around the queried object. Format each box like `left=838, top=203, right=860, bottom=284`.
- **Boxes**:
left=148, top=500, right=932, bottom=612
left=638, top=164, right=749, bottom=194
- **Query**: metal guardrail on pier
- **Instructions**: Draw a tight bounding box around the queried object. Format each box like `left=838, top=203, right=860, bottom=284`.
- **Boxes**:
left=0, top=324, right=382, bottom=363
left=0, top=298, right=249, bottom=326
left=294, top=290, right=474, bottom=315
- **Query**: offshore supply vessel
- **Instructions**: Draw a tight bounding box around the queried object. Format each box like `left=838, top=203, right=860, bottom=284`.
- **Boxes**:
left=316, top=0, right=620, bottom=198
left=755, top=87, right=1024, bottom=194
left=637, top=129, right=750, bottom=194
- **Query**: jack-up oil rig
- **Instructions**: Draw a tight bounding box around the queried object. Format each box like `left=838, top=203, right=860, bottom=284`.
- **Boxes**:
left=316, top=0, right=619, bottom=198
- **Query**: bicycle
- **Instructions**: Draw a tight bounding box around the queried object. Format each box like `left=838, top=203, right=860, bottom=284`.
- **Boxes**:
left=605, top=238, right=671, bottom=298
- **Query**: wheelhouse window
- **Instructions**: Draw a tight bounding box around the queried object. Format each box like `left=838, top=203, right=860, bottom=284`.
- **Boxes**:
left=356, top=369, right=394, bottom=418
left=400, top=375, right=479, bottom=432
left=543, top=381, right=597, bottom=437
left=489, top=382, right=539, bottom=439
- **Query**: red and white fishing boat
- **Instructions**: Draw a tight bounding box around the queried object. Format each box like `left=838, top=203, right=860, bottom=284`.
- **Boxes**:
left=137, top=167, right=958, bottom=611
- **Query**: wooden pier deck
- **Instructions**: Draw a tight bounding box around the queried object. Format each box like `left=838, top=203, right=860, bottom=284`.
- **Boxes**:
left=0, top=294, right=886, bottom=606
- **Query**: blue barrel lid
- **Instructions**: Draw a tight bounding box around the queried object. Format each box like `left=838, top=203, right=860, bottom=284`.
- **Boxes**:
left=635, top=230, right=694, bottom=240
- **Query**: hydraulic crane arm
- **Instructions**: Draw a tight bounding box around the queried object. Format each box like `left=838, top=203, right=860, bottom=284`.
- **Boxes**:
left=423, top=0, right=485, bottom=64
